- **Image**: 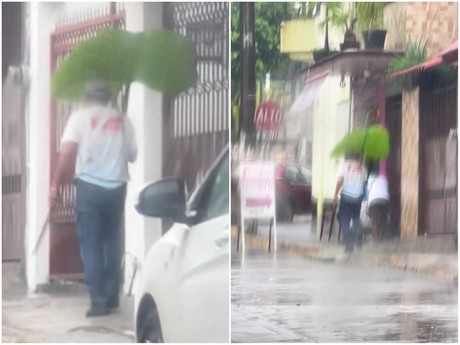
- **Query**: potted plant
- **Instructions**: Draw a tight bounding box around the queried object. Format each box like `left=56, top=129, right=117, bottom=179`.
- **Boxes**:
left=309, top=2, right=344, bottom=62
left=339, top=17, right=361, bottom=51
left=387, top=39, right=428, bottom=89
left=355, top=2, right=386, bottom=50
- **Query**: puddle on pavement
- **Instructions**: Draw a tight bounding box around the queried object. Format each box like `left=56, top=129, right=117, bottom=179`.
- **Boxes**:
left=69, top=325, right=132, bottom=336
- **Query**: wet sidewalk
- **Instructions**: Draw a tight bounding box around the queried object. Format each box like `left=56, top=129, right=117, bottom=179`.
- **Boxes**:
left=2, top=263, right=135, bottom=343
left=232, top=215, right=458, bottom=282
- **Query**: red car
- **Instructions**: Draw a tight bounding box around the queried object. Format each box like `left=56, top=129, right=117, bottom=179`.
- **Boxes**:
left=231, top=163, right=312, bottom=223
left=275, top=164, right=312, bottom=222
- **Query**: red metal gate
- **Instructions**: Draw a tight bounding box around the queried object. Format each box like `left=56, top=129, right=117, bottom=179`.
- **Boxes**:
left=419, top=82, right=457, bottom=236
left=163, top=2, right=229, bottom=205
left=49, top=4, right=125, bottom=278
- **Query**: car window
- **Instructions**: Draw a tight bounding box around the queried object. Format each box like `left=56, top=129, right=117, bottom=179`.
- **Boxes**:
left=205, top=154, right=229, bottom=220
left=300, top=167, right=312, bottom=184
left=285, top=166, right=299, bottom=183
left=187, top=150, right=229, bottom=223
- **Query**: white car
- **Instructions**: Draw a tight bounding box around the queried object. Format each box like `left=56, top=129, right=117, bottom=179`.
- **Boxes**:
left=134, top=147, right=229, bottom=343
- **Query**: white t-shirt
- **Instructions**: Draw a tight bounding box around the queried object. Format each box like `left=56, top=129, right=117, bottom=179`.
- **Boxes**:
left=337, top=159, right=367, bottom=199
left=367, top=175, right=389, bottom=204
left=61, top=105, right=137, bottom=189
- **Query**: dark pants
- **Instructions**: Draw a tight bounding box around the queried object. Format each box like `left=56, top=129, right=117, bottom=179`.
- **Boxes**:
left=338, top=195, right=363, bottom=251
left=75, top=179, right=126, bottom=308
left=369, top=199, right=389, bottom=239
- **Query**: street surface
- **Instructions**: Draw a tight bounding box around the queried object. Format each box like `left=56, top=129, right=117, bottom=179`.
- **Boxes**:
left=231, top=249, right=458, bottom=343
left=2, top=273, right=134, bottom=343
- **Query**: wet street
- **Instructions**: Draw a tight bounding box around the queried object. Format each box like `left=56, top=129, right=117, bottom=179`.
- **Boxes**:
left=231, top=250, right=458, bottom=343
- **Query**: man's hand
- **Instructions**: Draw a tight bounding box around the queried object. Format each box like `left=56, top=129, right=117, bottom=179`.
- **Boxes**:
left=49, top=186, right=59, bottom=208
left=333, top=195, right=339, bottom=208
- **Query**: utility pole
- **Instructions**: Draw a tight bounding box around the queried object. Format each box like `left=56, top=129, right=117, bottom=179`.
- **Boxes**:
left=239, top=2, right=256, bottom=149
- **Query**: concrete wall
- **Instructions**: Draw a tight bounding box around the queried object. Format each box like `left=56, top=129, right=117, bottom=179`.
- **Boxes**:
left=123, top=2, right=164, bottom=295
left=400, top=87, right=419, bottom=240
left=311, top=77, right=349, bottom=204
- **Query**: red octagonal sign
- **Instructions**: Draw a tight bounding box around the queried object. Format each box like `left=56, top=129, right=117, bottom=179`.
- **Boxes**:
left=254, top=100, right=284, bottom=132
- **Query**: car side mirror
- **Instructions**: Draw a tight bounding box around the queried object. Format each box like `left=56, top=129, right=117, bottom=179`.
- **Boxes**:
left=135, top=178, right=187, bottom=222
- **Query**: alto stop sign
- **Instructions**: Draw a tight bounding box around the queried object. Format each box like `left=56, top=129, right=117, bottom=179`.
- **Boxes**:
left=254, top=100, right=283, bottom=131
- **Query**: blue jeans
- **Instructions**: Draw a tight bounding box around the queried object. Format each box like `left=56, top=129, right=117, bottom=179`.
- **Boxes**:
left=75, top=179, right=126, bottom=308
left=338, top=195, right=363, bottom=251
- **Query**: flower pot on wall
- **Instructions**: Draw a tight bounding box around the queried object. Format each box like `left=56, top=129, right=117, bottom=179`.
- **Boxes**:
left=340, top=41, right=360, bottom=51
left=313, top=50, right=339, bottom=63
left=363, top=30, right=387, bottom=50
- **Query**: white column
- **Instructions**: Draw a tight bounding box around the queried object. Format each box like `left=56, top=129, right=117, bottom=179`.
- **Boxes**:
left=123, top=2, right=164, bottom=295
left=25, top=3, right=61, bottom=292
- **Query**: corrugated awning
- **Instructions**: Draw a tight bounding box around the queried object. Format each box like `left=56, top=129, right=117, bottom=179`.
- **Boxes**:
left=287, top=71, right=328, bottom=116
left=390, top=56, right=443, bottom=78
left=391, top=40, right=458, bottom=78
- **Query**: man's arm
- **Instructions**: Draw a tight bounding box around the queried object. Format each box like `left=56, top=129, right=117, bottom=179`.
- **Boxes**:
left=50, top=142, right=78, bottom=207
left=333, top=177, right=344, bottom=203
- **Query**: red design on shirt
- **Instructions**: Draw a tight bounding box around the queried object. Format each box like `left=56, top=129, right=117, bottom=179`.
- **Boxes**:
left=91, top=117, right=100, bottom=129
left=91, top=116, right=123, bottom=132
left=347, top=165, right=362, bottom=174
left=103, top=117, right=123, bottom=131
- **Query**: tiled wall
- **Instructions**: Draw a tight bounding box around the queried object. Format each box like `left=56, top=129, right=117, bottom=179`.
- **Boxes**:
left=400, top=87, right=419, bottom=240
left=406, top=2, right=458, bottom=57
left=384, top=2, right=407, bottom=51
left=385, top=2, right=458, bottom=56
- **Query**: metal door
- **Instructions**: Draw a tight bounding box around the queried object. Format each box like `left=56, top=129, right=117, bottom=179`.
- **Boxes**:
left=385, top=95, right=402, bottom=236
left=419, top=83, right=457, bottom=235
left=49, top=4, right=125, bottom=278
left=163, top=2, right=229, bottom=204
left=2, top=3, right=26, bottom=262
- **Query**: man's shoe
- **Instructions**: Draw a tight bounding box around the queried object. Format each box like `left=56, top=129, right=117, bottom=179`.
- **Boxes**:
left=345, top=244, right=354, bottom=253
left=107, top=296, right=119, bottom=309
left=355, top=234, right=363, bottom=249
left=86, top=306, right=110, bottom=318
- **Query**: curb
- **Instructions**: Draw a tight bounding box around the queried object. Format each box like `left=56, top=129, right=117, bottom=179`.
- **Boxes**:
left=231, top=227, right=458, bottom=281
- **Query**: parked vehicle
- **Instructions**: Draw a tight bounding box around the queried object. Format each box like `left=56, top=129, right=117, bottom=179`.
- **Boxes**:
left=275, top=164, right=312, bottom=222
left=134, top=148, right=229, bottom=343
left=231, top=163, right=312, bottom=224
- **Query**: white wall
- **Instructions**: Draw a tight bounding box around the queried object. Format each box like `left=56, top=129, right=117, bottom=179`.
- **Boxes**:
left=123, top=2, right=164, bottom=295
left=311, top=76, right=349, bottom=219
left=26, top=2, right=61, bottom=292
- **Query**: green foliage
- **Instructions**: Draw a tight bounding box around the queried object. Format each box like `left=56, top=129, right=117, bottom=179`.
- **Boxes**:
left=423, top=64, right=458, bottom=88
left=387, top=39, right=428, bottom=88
left=308, top=2, right=349, bottom=51
left=331, top=127, right=367, bottom=157
left=231, top=2, right=298, bottom=135
left=331, top=125, right=390, bottom=160
left=364, top=125, right=390, bottom=160
left=52, top=29, right=197, bottom=102
left=231, top=2, right=297, bottom=98
left=318, top=2, right=349, bottom=31
left=135, top=30, right=197, bottom=96
left=355, top=2, right=385, bottom=32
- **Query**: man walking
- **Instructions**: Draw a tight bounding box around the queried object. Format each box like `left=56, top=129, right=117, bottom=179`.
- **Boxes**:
left=333, top=153, right=367, bottom=253
left=50, top=80, right=137, bottom=317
